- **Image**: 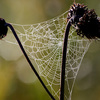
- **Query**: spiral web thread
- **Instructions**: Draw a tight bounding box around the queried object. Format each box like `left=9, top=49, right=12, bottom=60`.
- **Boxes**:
left=4, top=10, right=91, bottom=100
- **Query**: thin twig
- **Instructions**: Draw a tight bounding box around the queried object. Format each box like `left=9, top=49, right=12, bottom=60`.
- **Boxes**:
left=60, top=20, right=71, bottom=100
left=6, top=23, right=55, bottom=100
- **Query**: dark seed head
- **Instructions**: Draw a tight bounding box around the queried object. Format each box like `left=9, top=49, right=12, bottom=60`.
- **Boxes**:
left=67, top=3, right=88, bottom=24
left=67, top=3, right=100, bottom=39
left=0, top=18, right=8, bottom=39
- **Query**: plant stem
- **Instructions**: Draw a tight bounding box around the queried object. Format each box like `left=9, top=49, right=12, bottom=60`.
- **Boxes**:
left=60, top=20, right=71, bottom=100
left=6, top=23, right=55, bottom=100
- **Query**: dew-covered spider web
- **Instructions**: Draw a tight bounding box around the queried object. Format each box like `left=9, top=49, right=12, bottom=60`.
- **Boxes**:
left=4, top=10, right=91, bottom=100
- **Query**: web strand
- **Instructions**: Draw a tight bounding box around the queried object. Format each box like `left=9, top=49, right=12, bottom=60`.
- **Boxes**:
left=6, top=23, right=55, bottom=100
left=3, top=10, right=91, bottom=100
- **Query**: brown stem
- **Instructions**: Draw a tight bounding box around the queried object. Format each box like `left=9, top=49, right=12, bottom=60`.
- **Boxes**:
left=6, top=23, right=55, bottom=100
left=60, top=20, right=71, bottom=100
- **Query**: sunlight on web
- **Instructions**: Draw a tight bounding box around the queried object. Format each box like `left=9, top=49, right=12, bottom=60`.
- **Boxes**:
left=4, top=10, right=91, bottom=100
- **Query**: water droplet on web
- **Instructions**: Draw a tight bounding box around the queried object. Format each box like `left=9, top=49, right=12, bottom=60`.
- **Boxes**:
left=58, top=41, right=63, bottom=47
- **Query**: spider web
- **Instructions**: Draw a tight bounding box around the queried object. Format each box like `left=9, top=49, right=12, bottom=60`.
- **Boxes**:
left=4, top=10, right=91, bottom=100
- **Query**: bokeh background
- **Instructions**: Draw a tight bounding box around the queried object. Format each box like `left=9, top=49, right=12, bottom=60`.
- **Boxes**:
left=0, top=0, right=100, bottom=100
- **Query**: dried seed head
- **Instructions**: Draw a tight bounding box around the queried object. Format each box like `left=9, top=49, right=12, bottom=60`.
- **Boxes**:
left=67, top=3, right=100, bottom=39
left=67, top=3, right=88, bottom=24
left=0, top=18, right=8, bottom=39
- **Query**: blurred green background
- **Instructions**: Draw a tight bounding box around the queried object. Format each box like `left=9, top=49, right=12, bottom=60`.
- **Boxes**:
left=0, top=0, right=100, bottom=100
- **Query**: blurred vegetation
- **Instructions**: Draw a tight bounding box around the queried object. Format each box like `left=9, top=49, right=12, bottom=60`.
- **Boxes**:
left=0, top=0, right=100, bottom=100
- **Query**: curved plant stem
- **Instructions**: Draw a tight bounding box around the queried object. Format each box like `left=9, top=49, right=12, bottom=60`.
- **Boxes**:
left=60, top=20, right=71, bottom=100
left=6, top=23, right=55, bottom=100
